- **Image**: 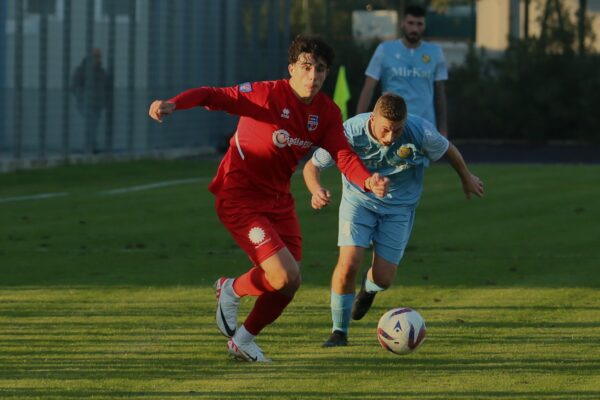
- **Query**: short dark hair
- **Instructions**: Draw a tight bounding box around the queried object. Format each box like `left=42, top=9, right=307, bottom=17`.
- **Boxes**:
left=288, top=35, right=334, bottom=68
left=374, top=93, right=407, bottom=122
left=405, top=5, right=426, bottom=18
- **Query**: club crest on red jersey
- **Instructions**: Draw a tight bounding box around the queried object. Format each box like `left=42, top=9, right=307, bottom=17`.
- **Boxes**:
left=239, top=82, right=252, bottom=93
left=307, top=115, right=319, bottom=131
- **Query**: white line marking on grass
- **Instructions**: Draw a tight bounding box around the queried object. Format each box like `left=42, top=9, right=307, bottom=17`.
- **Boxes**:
left=0, top=192, right=70, bottom=204
left=100, top=177, right=208, bottom=195
left=1, top=177, right=209, bottom=203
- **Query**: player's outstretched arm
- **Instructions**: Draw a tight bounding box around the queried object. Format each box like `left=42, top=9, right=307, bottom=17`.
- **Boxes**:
left=365, top=172, right=389, bottom=198
left=303, top=161, right=332, bottom=210
left=434, top=81, right=448, bottom=137
left=148, top=100, right=176, bottom=123
left=444, top=143, right=484, bottom=200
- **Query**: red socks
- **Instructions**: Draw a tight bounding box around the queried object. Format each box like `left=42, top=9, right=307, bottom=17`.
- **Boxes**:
left=232, top=266, right=294, bottom=336
left=244, top=291, right=293, bottom=335
left=232, top=266, right=275, bottom=297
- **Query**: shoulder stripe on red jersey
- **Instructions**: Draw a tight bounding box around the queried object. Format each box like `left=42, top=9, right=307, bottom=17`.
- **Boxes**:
left=234, top=131, right=245, bottom=160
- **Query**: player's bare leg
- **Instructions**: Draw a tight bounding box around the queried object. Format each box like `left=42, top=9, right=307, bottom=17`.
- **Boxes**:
left=352, top=253, right=397, bottom=320
left=369, top=253, right=397, bottom=288
left=227, top=248, right=300, bottom=362
left=260, top=247, right=302, bottom=296
left=323, top=246, right=365, bottom=347
left=332, top=246, right=365, bottom=295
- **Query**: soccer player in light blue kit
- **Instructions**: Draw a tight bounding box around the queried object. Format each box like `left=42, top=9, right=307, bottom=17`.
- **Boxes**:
left=356, top=5, right=448, bottom=136
left=303, top=94, right=484, bottom=346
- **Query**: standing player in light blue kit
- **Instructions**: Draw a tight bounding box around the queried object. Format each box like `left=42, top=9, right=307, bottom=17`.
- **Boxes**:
left=303, top=94, right=484, bottom=346
left=356, top=5, right=448, bottom=136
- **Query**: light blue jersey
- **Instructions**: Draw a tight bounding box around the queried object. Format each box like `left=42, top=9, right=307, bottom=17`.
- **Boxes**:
left=312, top=113, right=449, bottom=212
left=365, top=40, right=447, bottom=127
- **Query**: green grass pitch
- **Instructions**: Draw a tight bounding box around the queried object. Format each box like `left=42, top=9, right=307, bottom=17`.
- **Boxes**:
left=0, top=159, right=599, bottom=399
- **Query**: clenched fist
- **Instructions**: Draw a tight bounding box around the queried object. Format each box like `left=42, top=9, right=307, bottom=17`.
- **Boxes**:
left=311, top=187, right=332, bottom=210
left=365, top=173, right=389, bottom=198
left=148, top=100, right=176, bottom=122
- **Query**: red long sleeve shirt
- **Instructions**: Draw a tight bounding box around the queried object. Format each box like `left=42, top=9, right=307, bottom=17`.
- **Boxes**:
left=169, top=79, right=370, bottom=198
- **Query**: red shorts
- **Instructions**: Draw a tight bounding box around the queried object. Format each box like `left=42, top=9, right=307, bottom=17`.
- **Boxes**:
left=215, top=194, right=302, bottom=266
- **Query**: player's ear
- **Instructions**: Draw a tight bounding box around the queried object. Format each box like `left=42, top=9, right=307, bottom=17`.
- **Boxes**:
left=288, top=63, right=294, bottom=77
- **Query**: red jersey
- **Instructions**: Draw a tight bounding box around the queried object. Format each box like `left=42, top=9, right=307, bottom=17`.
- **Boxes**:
left=169, top=79, right=371, bottom=198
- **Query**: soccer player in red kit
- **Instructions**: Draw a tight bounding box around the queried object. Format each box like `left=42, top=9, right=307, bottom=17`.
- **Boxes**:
left=149, top=35, right=389, bottom=362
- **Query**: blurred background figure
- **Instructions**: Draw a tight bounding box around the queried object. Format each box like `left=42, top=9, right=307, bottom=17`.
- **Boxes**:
left=72, top=48, right=110, bottom=154
left=356, top=5, right=448, bottom=136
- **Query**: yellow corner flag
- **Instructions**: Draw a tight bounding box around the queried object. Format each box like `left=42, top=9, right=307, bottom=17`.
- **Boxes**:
left=333, top=65, right=351, bottom=121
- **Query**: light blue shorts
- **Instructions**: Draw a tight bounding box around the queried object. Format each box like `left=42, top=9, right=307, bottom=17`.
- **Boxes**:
left=337, top=196, right=416, bottom=265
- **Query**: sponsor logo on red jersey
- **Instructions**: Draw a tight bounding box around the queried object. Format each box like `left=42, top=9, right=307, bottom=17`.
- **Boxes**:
left=273, top=129, right=290, bottom=148
left=272, top=129, right=313, bottom=149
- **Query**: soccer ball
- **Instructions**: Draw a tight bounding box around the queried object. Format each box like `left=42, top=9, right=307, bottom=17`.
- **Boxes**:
left=377, top=307, right=426, bottom=355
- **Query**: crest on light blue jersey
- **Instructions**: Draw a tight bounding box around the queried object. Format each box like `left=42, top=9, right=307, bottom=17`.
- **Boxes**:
left=397, top=143, right=418, bottom=160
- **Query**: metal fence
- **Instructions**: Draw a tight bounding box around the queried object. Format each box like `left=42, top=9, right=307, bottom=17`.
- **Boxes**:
left=1, top=0, right=291, bottom=169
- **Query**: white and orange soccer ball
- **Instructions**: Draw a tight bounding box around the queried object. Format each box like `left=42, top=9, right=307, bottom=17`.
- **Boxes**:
left=376, top=307, right=426, bottom=355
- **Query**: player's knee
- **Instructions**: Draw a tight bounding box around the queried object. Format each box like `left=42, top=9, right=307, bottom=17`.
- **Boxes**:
left=334, top=264, right=359, bottom=291
left=268, top=267, right=301, bottom=292
left=336, top=271, right=357, bottom=289
left=375, top=278, right=392, bottom=290
left=336, top=258, right=361, bottom=275
left=371, top=267, right=396, bottom=289
left=288, top=272, right=302, bottom=293
left=267, top=275, right=286, bottom=291
left=273, top=273, right=301, bottom=298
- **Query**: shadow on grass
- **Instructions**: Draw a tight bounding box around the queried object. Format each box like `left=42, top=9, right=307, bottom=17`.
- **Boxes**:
left=0, top=290, right=598, bottom=398
left=1, top=389, right=599, bottom=399
left=1, top=253, right=598, bottom=288
left=0, top=353, right=598, bottom=380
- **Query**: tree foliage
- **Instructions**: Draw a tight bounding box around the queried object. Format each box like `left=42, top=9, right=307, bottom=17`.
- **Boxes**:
left=448, top=44, right=600, bottom=142
left=289, top=0, right=599, bottom=142
left=447, top=0, right=598, bottom=142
